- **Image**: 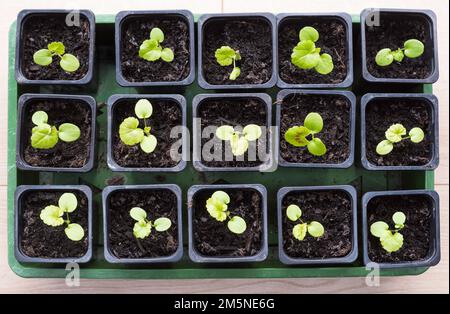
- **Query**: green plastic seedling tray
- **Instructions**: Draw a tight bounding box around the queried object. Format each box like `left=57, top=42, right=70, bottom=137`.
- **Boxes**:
left=7, top=14, right=435, bottom=279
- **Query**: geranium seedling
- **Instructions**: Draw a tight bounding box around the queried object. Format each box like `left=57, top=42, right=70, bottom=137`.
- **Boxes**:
left=33, top=41, right=80, bottom=72
left=370, top=211, right=406, bottom=253
left=205, top=191, right=247, bottom=234
left=139, top=27, right=174, bottom=62
left=375, top=39, right=424, bottom=67
left=291, top=26, right=334, bottom=75
left=284, top=112, right=327, bottom=156
left=39, top=192, right=85, bottom=241
left=286, top=204, right=325, bottom=241
left=129, top=207, right=172, bottom=239
left=215, top=46, right=242, bottom=80
left=376, top=123, right=425, bottom=155
left=216, top=124, right=262, bottom=156
left=30, top=110, right=80, bottom=149
left=119, top=99, right=158, bottom=153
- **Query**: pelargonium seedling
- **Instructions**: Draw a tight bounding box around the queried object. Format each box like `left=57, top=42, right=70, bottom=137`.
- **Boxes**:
left=286, top=204, right=325, bottom=241
left=206, top=191, right=247, bottom=234
left=119, top=99, right=158, bottom=153
left=284, top=112, right=327, bottom=156
left=30, top=110, right=80, bottom=149
left=375, top=39, right=424, bottom=67
left=215, top=46, right=242, bottom=80
left=376, top=123, right=425, bottom=156
left=291, top=26, right=334, bottom=75
left=139, top=27, right=174, bottom=62
left=370, top=211, right=406, bottom=253
left=33, top=41, right=80, bottom=72
left=39, top=192, right=85, bottom=241
left=129, top=207, right=172, bottom=239
left=216, top=124, right=262, bottom=156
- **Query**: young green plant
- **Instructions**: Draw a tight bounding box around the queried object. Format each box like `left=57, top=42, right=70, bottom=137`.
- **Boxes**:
left=30, top=110, right=80, bottom=149
left=291, top=26, right=334, bottom=75
left=286, top=204, right=325, bottom=241
left=206, top=191, right=247, bottom=234
left=129, top=207, right=172, bottom=239
left=39, top=193, right=85, bottom=241
left=215, top=46, right=242, bottom=80
left=33, top=41, right=80, bottom=72
left=370, top=211, right=406, bottom=253
left=375, top=39, right=424, bottom=67
left=139, top=27, right=174, bottom=62
left=119, top=99, right=158, bottom=153
left=284, top=112, right=327, bottom=156
left=216, top=124, right=262, bottom=156
left=376, top=123, right=425, bottom=155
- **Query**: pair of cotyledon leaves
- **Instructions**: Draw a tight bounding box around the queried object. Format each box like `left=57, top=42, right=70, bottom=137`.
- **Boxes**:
left=206, top=191, right=247, bottom=234
left=33, top=41, right=80, bottom=72
left=139, top=28, right=174, bottom=62
left=286, top=204, right=325, bottom=241
left=370, top=211, right=406, bottom=253
left=375, top=39, right=424, bottom=67
left=215, top=124, right=262, bottom=156
left=376, top=123, right=425, bottom=156
left=129, top=207, right=172, bottom=239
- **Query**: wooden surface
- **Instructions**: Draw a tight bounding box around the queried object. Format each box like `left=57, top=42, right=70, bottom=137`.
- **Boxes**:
left=0, top=0, right=448, bottom=294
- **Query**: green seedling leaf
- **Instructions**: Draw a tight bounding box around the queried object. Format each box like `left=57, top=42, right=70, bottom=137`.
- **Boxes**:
left=376, top=139, right=394, bottom=155
left=58, top=123, right=80, bottom=142
left=409, top=127, right=424, bottom=143
left=215, top=46, right=236, bottom=66
left=392, top=211, right=406, bottom=227
left=154, top=217, right=172, bottom=232
left=385, top=124, right=406, bottom=143
left=139, top=39, right=159, bottom=58
left=31, top=124, right=59, bottom=149
left=119, top=117, right=144, bottom=146
left=370, top=221, right=390, bottom=238
left=40, top=205, right=64, bottom=227
left=299, top=26, right=319, bottom=42
left=48, top=41, right=65, bottom=55
left=292, top=40, right=321, bottom=70
left=230, top=133, right=249, bottom=156
left=33, top=49, right=53, bottom=66
left=161, top=48, right=174, bottom=62
left=392, top=48, right=404, bottom=62
left=130, top=207, right=147, bottom=221
left=375, top=48, right=394, bottom=66
left=206, top=197, right=228, bottom=222
left=293, top=223, right=308, bottom=241
left=243, top=124, right=262, bottom=141
left=229, top=66, right=241, bottom=80
left=284, top=126, right=310, bottom=147
left=32, top=111, right=48, bottom=126
left=60, top=53, right=80, bottom=72
left=404, top=39, right=424, bottom=58
left=212, top=191, right=230, bottom=204
left=315, top=53, right=334, bottom=74
left=286, top=204, right=302, bottom=222
left=304, top=112, right=323, bottom=134
left=307, top=138, right=327, bottom=156
left=58, top=193, right=78, bottom=213
left=140, top=134, right=157, bottom=153
left=227, top=216, right=247, bottom=234
left=142, top=47, right=162, bottom=61
left=65, top=223, right=85, bottom=241
left=150, top=27, right=164, bottom=43
left=380, top=232, right=404, bottom=253
left=135, top=99, right=153, bottom=119
left=133, top=220, right=152, bottom=239
left=216, top=125, right=235, bottom=141
left=308, top=221, right=325, bottom=238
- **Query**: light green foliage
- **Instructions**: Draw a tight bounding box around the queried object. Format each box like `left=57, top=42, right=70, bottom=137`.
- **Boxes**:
left=286, top=204, right=325, bottom=241
left=139, top=27, right=174, bottom=62
left=33, top=41, right=80, bottom=72
left=284, top=112, right=327, bottom=156
left=129, top=207, right=172, bottom=239
left=39, top=193, right=85, bottom=241
left=215, top=46, right=242, bottom=80
left=205, top=191, right=247, bottom=234
left=370, top=211, right=406, bottom=253
left=291, top=26, right=334, bottom=75
left=375, top=39, right=424, bottom=67
left=376, top=123, right=425, bottom=156
left=30, top=110, right=80, bottom=149
left=215, top=124, right=262, bottom=156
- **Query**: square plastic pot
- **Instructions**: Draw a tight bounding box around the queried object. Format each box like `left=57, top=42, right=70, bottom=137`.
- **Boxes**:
left=187, top=184, right=268, bottom=263
left=14, top=185, right=93, bottom=264
left=107, top=94, right=187, bottom=172
left=115, top=10, right=195, bottom=87
left=277, top=185, right=358, bottom=265
left=362, top=189, right=441, bottom=269
left=102, top=184, right=183, bottom=264
left=276, top=89, right=356, bottom=168
left=15, top=9, right=95, bottom=85
left=276, top=13, right=353, bottom=89
left=360, top=8, right=439, bottom=84
left=361, top=93, right=439, bottom=171
left=197, top=13, right=277, bottom=90
left=192, top=93, right=274, bottom=172
left=16, top=93, right=97, bottom=172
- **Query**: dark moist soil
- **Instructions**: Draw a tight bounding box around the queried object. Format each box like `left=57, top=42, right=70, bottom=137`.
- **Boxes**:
left=120, top=15, right=191, bottom=82
left=112, top=99, right=182, bottom=168
left=21, top=13, right=90, bottom=81
left=278, top=17, right=348, bottom=85
left=282, top=190, right=353, bottom=259
left=20, top=190, right=89, bottom=258
left=198, top=98, right=268, bottom=168
left=202, top=17, right=273, bottom=85
left=280, top=93, right=351, bottom=164
left=367, top=195, right=432, bottom=263
left=108, top=189, right=178, bottom=259
left=193, top=188, right=263, bottom=257
left=23, top=99, right=92, bottom=168
left=365, top=13, right=433, bottom=79
left=366, top=98, right=432, bottom=166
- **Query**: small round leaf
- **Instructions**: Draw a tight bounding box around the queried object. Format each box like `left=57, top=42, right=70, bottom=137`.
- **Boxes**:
left=161, top=48, right=174, bottom=62
left=315, top=53, right=334, bottom=75
left=304, top=112, right=323, bottom=134
left=243, top=124, right=262, bottom=141
left=31, top=124, right=59, bottom=149
left=32, top=111, right=48, bottom=125
left=216, top=125, right=235, bottom=141
left=293, top=223, right=308, bottom=241
left=154, top=217, right=172, bottom=232
left=307, top=138, right=327, bottom=156
left=227, top=216, right=247, bottom=234
left=215, top=46, right=236, bottom=66
left=40, top=205, right=64, bottom=226
left=392, top=212, right=406, bottom=226
left=133, top=221, right=152, bottom=239
left=58, top=123, right=80, bottom=142
left=60, top=54, right=80, bottom=72
left=291, top=40, right=320, bottom=69
left=308, top=221, right=325, bottom=238
left=33, top=49, right=53, bottom=66
left=385, top=124, right=406, bottom=143
left=229, top=66, right=241, bottom=80
left=409, top=127, right=425, bottom=143
left=299, top=26, right=319, bottom=42
left=376, top=140, right=394, bottom=156
left=47, top=41, right=65, bottom=55
left=150, top=27, right=165, bottom=43
left=286, top=204, right=302, bottom=222
left=370, top=221, right=390, bottom=238
left=139, top=39, right=159, bottom=58
left=206, top=197, right=228, bottom=222
left=230, top=134, right=249, bottom=156
left=380, top=232, right=404, bottom=253
left=140, top=134, right=157, bottom=153
left=404, top=39, right=424, bottom=58
left=212, top=191, right=230, bottom=204
left=59, top=192, right=78, bottom=213
left=119, top=117, right=144, bottom=146
left=375, top=48, right=394, bottom=67
left=284, top=126, right=310, bottom=147
left=130, top=207, right=147, bottom=221
left=135, top=99, right=153, bottom=119
left=65, top=223, right=85, bottom=241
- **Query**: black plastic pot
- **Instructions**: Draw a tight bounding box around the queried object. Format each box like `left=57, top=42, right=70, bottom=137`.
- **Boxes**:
left=362, top=189, right=440, bottom=269
left=15, top=9, right=95, bottom=85
left=16, top=93, right=97, bottom=172
left=107, top=94, right=187, bottom=172
left=188, top=184, right=268, bottom=263
left=197, top=13, right=277, bottom=90
left=115, top=10, right=195, bottom=88
left=102, top=184, right=183, bottom=264
left=276, top=13, right=353, bottom=89
left=192, top=93, right=274, bottom=172
left=361, top=93, right=439, bottom=171
left=277, top=185, right=358, bottom=265
left=276, top=89, right=356, bottom=168
left=14, top=185, right=93, bottom=263
left=360, top=8, right=439, bottom=84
